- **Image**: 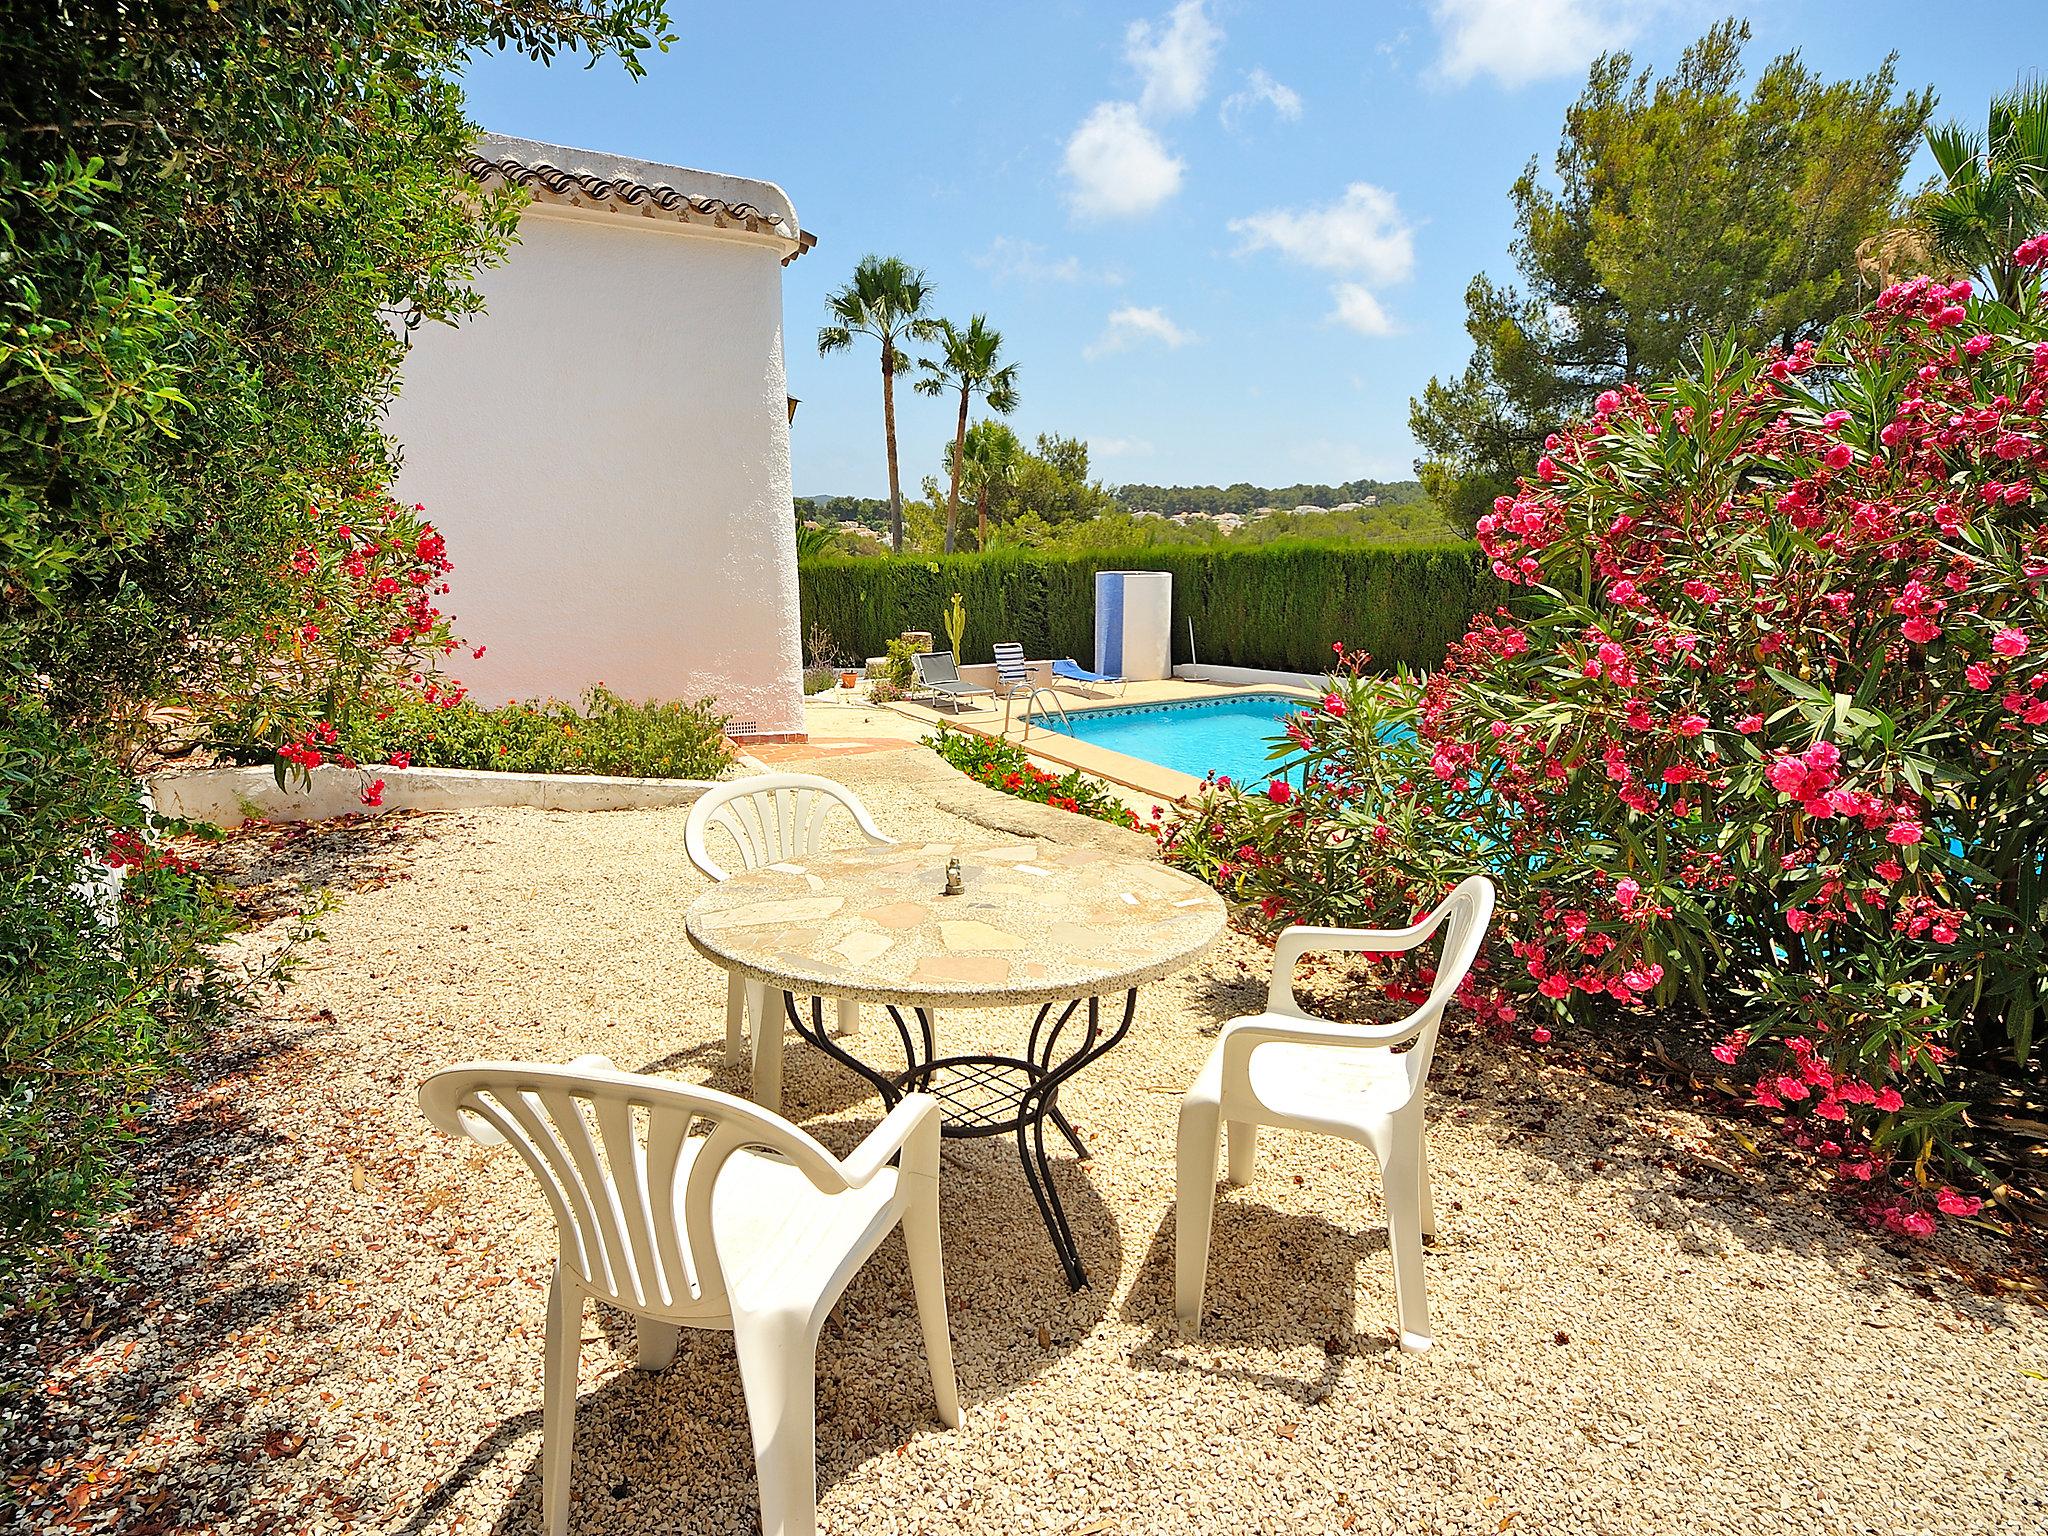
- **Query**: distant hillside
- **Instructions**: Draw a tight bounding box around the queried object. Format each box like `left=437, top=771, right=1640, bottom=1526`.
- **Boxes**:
left=1112, top=478, right=1428, bottom=519
left=799, top=494, right=892, bottom=531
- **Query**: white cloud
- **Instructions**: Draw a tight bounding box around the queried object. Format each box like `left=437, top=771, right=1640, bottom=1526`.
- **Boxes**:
left=1062, top=2, right=1223, bottom=220
left=974, top=236, right=1120, bottom=286
left=1063, top=102, right=1185, bottom=219
left=1329, top=283, right=1397, bottom=337
left=1220, top=67, right=1303, bottom=129
left=1126, top=0, right=1223, bottom=118
left=1093, top=436, right=1155, bottom=458
left=1085, top=305, right=1196, bottom=359
left=1228, top=182, right=1415, bottom=284
left=1231, top=183, right=1417, bottom=340
left=1429, top=0, right=1653, bottom=88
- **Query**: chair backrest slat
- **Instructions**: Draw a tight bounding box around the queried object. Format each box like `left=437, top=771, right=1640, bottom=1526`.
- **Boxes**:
left=421, top=1063, right=852, bottom=1323
left=992, top=642, right=1028, bottom=689
left=1398, top=876, right=1494, bottom=1090
left=685, top=773, right=891, bottom=882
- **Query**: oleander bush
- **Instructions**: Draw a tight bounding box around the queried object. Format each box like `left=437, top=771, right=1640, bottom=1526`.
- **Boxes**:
left=1165, top=252, right=2048, bottom=1229
left=345, top=686, right=735, bottom=781
left=925, top=728, right=1144, bottom=830
left=801, top=539, right=1498, bottom=675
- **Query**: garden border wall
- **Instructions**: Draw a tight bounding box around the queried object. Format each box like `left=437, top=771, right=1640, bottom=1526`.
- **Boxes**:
left=150, top=764, right=718, bottom=828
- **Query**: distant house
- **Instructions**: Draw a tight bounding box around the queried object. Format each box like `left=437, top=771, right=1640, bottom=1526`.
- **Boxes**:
left=385, top=135, right=816, bottom=739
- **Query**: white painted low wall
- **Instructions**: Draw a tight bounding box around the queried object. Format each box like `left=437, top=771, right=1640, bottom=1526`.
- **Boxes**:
left=151, top=764, right=718, bottom=828
left=1173, top=663, right=1326, bottom=690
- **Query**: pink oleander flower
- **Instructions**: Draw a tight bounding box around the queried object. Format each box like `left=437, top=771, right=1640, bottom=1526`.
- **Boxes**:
left=1936, top=1189, right=1984, bottom=1217
left=1886, top=821, right=1924, bottom=846
left=1594, top=390, right=1622, bottom=416
left=1991, top=627, right=2029, bottom=657
left=1901, top=616, right=1941, bottom=644
left=1265, top=779, right=1292, bottom=805
left=1823, top=443, right=1854, bottom=470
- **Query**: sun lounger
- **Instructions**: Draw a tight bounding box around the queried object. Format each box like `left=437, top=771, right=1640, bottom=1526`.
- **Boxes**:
left=1051, top=657, right=1127, bottom=696
left=911, top=650, right=993, bottom=713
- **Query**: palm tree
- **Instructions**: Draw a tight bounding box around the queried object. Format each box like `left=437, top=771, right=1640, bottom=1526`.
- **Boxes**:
left=1920, top=81, right=2048, bottom=308
left=914, top=316, right=1020, bottom=554
left=817, top=256, right=939, bottom=554
left=944, top=420, right=1023, bottom=549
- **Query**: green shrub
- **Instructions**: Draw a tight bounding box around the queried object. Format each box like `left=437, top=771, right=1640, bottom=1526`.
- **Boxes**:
left=799, top=539, right=1499, bottom=674
left=923, top=728, right=1142, bottom=830
left=802, top=667, right=839, bottom=696
left=0, top=700, right=244, bottom=1298
left=883, top=637, right=922, bottom=687
left=350, top=686, right=735, bottom=780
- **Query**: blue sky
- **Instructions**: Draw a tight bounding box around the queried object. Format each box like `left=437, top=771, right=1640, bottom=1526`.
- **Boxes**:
left=457, top=1, right=2048, bottom=498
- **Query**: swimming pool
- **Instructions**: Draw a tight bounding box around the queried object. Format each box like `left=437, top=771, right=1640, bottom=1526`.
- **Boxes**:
left=1040, top=692, right=1307, bottom=785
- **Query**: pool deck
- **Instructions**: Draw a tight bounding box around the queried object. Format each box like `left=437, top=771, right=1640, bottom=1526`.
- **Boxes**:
left=788, top=675, right=1317, bottom=809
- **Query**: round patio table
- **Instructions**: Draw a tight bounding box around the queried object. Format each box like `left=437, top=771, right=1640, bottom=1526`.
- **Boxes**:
left=684, top=837, right=1226, bottom=1289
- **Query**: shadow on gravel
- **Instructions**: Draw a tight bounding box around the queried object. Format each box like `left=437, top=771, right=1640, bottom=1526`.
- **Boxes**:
left=1420, top=1032, right=2028, bottom=1330
left=1, top=1025, right=355, bottom=1534
left=1116, top=1203, right=1394, bottom=1405
left=188, top=808, right=440, bottom=927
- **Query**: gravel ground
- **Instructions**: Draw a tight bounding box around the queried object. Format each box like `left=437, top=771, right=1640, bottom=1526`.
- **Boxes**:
left=8, top=749, right=2048, bottom=1536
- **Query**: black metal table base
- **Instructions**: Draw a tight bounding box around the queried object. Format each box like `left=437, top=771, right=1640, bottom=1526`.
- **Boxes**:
left=783, top=988, right=1139, bottom=1289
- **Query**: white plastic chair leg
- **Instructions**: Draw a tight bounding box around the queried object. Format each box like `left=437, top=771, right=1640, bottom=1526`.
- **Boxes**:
left=730, top=1309, right=821, bottom=1536
left=637, top=1319, right=681, bottom=1372
left=1174, top=1096, right=1222, bottom=1335
left=1379, top=1135, right=1433, bottom=1353
left=901, top=1183, right=962, bottom=1427
left=724, top=970, right=750, bottom=1067
left=1226, top=1120, right=1256, bottom=1185
left=1417, top=1134, right=1437, bottom=1240
left=750, top=983, right=783, bottom=1113
left=834, top=996, right=860, bottom=1038
left=541, top=1266, right=580, bottom=1536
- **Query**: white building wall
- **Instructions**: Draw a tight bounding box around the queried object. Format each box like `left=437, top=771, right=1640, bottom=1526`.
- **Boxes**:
left=386, top=205, right=803, bottom=735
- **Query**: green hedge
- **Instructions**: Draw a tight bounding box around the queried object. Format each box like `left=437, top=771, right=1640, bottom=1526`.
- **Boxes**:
left=798, top=539, right=1499, bottom=674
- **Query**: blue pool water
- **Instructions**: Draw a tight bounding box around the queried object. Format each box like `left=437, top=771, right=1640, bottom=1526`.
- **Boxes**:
left=1043, top=693, right=1307, bottom=784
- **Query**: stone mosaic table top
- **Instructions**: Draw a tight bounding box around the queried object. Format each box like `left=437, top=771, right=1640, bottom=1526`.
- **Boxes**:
left=684, top=839, right=1226, bottom=1009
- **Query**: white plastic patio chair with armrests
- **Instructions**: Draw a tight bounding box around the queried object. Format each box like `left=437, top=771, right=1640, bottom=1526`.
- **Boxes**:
left=1174, top=874, right=1495, bottom=1353
left=686, top=773, right=901, bottom=1111
left=419, top=1058, right=960, bottom=1536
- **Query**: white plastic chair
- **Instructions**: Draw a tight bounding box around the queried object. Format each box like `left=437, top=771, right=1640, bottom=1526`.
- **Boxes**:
left=419, top=1058, right=959, bottom=1536
left=686, top=773, right=894, bottom=1110
left=1175, top=875, right=1496, bottom=1353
